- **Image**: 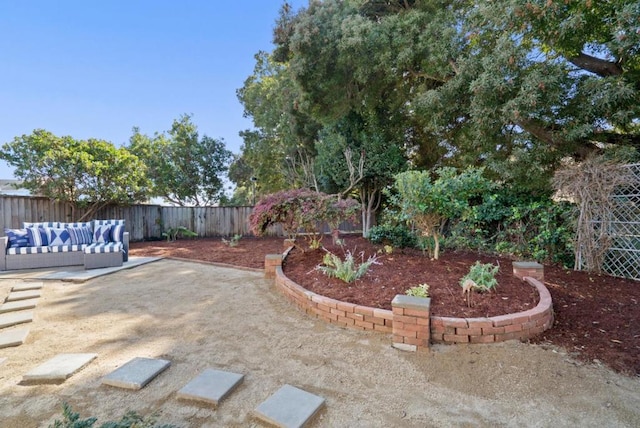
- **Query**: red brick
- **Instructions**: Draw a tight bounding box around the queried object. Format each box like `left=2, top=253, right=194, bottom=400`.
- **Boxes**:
left=393, top=321, right=405, bottom=330
left=510, top=313, right=532, bottom=325
left=470, top=335, right=495, bottom=343
left=403, top=323, right=428, bottom=333
left=522, top=320, right=537, bottom=330
left=491, top=315, right=514, bottom=327
left=346, top=312, right=364, bottom=321
left=529, top=308, right=550, bottom=321
left=392, top=334, right=404, bottom=343
left=431, top=317, right=445, bottom=326
left=392, top=307, right=405, bottom=315
left=456, top=327, right=483, bottom=336
left=337, top=315, right=355, bottom=325
left=440, top=317, right=467, bottom=328
left=403, top=336, right=426, bottom=346
left=316, top=303, right=331, bottom=313
left=404, top=308, right=430, bottom=318
left=443, top=334, right=470, bottom=343
left=416, top=331, right=431, bottom=340
left=337, top=302, right=355, bottom=313
left=373, top=308, right=393, bottom=320
left=394, top=328, right=417, bottom=338
left=355, top=306, right=375, bottom=316
left=330, top=308, right=346, bottom=317
left=354, top=320, right=375, bottom=330
left=482, top=326, right=505, bottom=335
left=504, top=323, right=523, bottom=333
left=431, top=333, right=444, bottom=342
left=417, top=318, right=430, bottom=326
left=385, top=319, right=394, bottom=327
left=374, top=324, right=393, bottom=334
left=498, top=331, right=525, bottom=341
left=394, top=315, right=417, bottom=325
left=465, top=318, right=494, bottom=329
left=364, top=315, right=386, bottom=326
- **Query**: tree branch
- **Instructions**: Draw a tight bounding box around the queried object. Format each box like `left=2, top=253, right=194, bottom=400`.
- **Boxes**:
left=567, top=52, right=623, bottom=77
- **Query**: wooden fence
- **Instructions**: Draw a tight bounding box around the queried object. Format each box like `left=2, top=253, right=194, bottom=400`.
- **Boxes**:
left=0, top=195, right=360, bottom=241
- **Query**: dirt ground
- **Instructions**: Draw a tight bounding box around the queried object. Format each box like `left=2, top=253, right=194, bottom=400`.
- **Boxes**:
left=1, top=259, right=639, bottom=427
left=131, top=236, right=640, bottom=376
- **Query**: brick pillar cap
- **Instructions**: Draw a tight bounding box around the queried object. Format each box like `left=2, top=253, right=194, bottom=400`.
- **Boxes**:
left=512, top=261, right=543, bottom=269
left=391, top=294, right=431, bottom=310
left=265, top=254, right=283, bottom=261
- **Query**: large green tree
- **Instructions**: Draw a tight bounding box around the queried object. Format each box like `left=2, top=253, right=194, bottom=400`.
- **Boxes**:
left=0, top=129, right=150, bottom=219
left=128, top=115, right=232, bottom=206
left=273, top=0, right=639, bottom=193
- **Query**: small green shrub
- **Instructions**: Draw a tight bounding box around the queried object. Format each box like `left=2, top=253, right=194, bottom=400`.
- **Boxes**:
left=405, top=283, right=430, bottom=298
left=162, top=226, right=197, bottom=242
left=316, top=250, right=379, bottom=283
left=49, top=403, right=177, bottom=428
left=222, top=234, right=242, bottom=247
left=367, top=224, right=417, bottom=248
left=460, top=261, right=499, bottom=292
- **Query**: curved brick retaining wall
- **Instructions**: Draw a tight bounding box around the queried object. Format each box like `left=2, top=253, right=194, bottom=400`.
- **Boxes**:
left=268, top=255, right=554, bottom=348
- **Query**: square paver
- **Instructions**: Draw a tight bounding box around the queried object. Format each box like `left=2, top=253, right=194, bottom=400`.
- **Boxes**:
left=0, top=298, right=39, bottom=314
left=12, top=282, right=44, bottom=291
left=177, top=368, right=244, bottom=406
left=102, top=357, right=171, bottom=390
left=0, top=328, right=29, bottom=349
left=0, top=311, right=33, bottom=329
left=22, top=353, right=97, bottom=383
left=5, top=290, right=41, bottom=302
left=253, top=385, right=325, bottom=428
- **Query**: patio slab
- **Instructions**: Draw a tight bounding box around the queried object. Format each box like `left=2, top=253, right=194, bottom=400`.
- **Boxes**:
left=0, top=298, right=39, bottom=314
left=22, top=353, right=97, bottom=383
left=176, top=368, right=244, bottom=406
left=5, top=290, right=41, bottom=302
left=0, top=311, right=33, bottom=329
left=253, top=384, right=325, bottom=428
left=0, top=328, right=29, bottom=348
left=12, top=282, right=44, bottom=291
left=102, top=357, right=171, bottom=390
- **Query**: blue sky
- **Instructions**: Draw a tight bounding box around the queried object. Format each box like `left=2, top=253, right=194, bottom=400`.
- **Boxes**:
left=0, top=0, right=307, bottom=179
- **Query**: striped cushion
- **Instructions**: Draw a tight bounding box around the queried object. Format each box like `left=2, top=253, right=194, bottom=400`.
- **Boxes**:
left=59, top=222, right=93, bottom=231
left=4, top=228, right=29, bottom=248
left=94, top=219, right=125, bottom=227
left=67, top=226, right=93, bottom=245
left=110, top=224, right=125, bottom=243
left=24, top=222, right=61, bottom=229
left=49, top=244, right=87, bottom=253
left=26, top=227, right=48, bottom=247
left=7, top=246, right=50, bottom=255
left=45, top=227, right=72, bottom=246
left=84, top=242, right=123, bottom=254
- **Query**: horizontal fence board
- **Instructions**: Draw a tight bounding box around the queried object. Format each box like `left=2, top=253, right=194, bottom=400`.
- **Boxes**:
left=1, top=195, right=361, bottom=241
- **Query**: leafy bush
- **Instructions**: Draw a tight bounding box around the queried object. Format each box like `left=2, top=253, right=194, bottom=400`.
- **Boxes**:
left=460, top=262, right=499, bottom=292
left=222, top=234, right=242, bottom=247
left=405, top=283, right=430, bottom=298
left=316, top=250, right=379, bottom=283
left=162, top=226, right=197, bottom=242
left=367, top=223, right=417, bottom=248
left=445, top=191, right=574, bottom=266
left=49, top=403, right=177, bottom=428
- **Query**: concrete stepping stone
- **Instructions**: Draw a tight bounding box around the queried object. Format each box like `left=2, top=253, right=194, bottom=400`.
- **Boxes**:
left=12, top=282, right=43, bottom=291
left=177, top=368, right=244, bottom=406
left=0, top=311, right=33, bottom=329
left=0, top=298, right=39, bottom=314
left=253, top=384, right=325, bottom=428
left=5, top=290, right=41, bottom=302
left=22, top=353, right=97, bottom=384
left=0, top=328, right=29, bottom=349
left=102, top=357, right=171, bottom=390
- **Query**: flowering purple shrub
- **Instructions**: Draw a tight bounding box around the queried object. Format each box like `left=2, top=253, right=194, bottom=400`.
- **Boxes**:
left=249, top=189, right=359, bottom=246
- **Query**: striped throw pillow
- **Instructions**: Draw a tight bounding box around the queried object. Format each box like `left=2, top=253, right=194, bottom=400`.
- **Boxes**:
left=26, top=227, right=48, bottom=247
left=4, top=228, right=29, bottom=248
left=67, top=226, right=93, bottom=245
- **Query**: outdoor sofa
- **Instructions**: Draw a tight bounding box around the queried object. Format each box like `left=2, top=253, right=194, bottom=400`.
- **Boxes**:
left=1, top=219, right=128, bottom=271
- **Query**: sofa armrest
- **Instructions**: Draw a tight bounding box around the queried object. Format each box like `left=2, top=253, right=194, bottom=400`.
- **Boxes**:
left=123, top=231, right=129, bottom=262
left=0, top=236, right=7, bottom=271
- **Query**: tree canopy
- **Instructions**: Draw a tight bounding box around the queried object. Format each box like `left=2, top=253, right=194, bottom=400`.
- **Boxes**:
left=128, top=115, right=233, bottom=206
left=0, top=129, right=150, bottom=219
left=237, top=0, right=639, bottom=198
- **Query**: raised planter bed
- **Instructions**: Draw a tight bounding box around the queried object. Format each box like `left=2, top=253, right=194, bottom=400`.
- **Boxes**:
left=266, top=253, right=554, bottom=350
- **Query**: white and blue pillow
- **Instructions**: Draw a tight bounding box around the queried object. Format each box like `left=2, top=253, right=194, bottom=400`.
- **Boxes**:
left=45, top=227, right=72, bottom=246
left=67, top=226, right=93, bottom=245
left=93, top=224, right=112, bottom=243
left=110, top=224, right=125, bottom=243
left=4, top=228, right=29, bottom=248
left=26, top=227, right=48, bottom=247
